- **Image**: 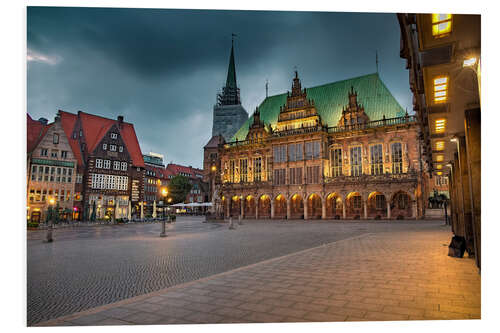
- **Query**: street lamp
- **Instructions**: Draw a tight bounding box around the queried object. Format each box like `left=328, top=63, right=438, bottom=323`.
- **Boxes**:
left=45, top=197, right=56, bottom=243
left=160, top=187, right=168, bottom=237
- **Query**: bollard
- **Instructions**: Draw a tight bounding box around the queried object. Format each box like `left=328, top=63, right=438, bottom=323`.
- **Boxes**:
left=160, top=216, right=168, bottom=237
left=238, top=215, right=243, bottom=225
left=45, top=215, right=53, bottom=243
left=228, top=217, right=235, bottom=230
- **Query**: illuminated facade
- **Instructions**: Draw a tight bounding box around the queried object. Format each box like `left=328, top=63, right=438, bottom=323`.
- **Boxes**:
left=398, top=13, right=481, bottom=268
left=211, top=72, right=425, bottom=220
left=27, top=114, right=77, bottom=222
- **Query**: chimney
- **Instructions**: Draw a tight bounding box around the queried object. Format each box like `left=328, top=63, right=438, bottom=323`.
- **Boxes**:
left=117, top=115, right=124, bottom=128
left=38, top=117, right=48, bottom=125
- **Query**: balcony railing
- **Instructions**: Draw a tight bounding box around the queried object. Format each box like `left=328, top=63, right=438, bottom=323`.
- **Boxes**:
left=223, top=116, right=417, bottom=148
left=328, top=115, right=417, bottom=134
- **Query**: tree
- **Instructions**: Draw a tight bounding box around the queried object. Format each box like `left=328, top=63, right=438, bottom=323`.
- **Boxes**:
left=168, top=175, right=193, bottom=204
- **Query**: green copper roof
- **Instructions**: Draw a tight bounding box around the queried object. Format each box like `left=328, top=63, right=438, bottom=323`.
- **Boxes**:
left=231, top=73, right=405, bottom=141
left=225, top=44, right=237, bottom=90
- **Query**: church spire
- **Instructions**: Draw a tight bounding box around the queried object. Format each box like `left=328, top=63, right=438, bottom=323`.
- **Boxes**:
left=225, top=37, right=237, bottom=90
left=217, top=35, right=241, bottom=106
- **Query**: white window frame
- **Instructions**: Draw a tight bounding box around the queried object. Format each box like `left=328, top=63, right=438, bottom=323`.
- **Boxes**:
left=102, top=143, right=107, bottom=150
left=95, top=159, right=103, bottom=168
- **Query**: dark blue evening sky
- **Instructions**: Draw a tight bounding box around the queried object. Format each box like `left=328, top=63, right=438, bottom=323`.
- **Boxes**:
left=27, top=7, right=412, bottom=167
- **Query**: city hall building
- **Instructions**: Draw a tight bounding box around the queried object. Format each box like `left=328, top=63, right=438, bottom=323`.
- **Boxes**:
left=210, top=71, right=427, bottom=220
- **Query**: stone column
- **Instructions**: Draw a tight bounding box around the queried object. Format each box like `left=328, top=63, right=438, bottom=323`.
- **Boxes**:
left=412, top=200, right=418, bottom=219
left=271, top=199, right=275, bottom=219
left=465, top=108, right=481, bottom=268
left=387, top=201, right=391, bottom=220
left=342, top=201, right=346, bottom=219
left=255, top=200, right=259, bottom=220
left=363, top=200, right=367, bottom=219
left=321, top=197, right=327, bottom=219
left=304, top=197, right=308, bottom=220
left=286, top=197, right=291, bottom=220
left=240, top=197, right=244, bottom=219
left=226, top=199, right=231, bottom=218
left=458, top=136, right=474, bottom=256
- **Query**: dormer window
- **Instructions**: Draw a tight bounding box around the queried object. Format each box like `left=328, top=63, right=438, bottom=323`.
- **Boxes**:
left=102, top=143, right=107, bottom=150
left=119, top=146, right=123, bottom=152
left=111, top=133, right=118, bottom=139
left=110, top=144, right=117, bottom=151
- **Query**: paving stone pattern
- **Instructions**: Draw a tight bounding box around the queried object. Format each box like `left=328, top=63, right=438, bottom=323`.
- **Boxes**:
left=36, top=223, right=480, bottom=326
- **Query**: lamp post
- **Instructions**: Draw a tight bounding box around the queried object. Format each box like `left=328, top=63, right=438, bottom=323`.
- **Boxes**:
left=160, top=187, right=168, bottom=237
left=45, top=197, right=56, bottom=243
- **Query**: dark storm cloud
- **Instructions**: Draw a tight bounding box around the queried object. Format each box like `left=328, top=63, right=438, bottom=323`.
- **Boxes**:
left=27, top=7, right=411, bottom=167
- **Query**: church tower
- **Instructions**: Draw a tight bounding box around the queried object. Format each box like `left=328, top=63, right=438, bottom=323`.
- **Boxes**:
left=212, top=39, right=248, bottom=141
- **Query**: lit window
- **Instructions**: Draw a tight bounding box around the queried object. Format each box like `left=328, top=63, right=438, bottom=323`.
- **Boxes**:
left=436, top=164, right=443, bottom=170
left=435, top=141, right=445, bottom=151
left=437, top=171, right=443, bottom=176
left=433, top=76, right=448, bottom=103
left=435, top=118, right=446, bottom=133
left=432, top=14, right=452, bottom=37
left=436, top=154, right=444, bottom=162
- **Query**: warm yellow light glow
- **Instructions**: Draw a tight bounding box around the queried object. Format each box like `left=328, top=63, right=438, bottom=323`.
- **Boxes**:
left=436, top=155, right=444, bottom=162
left=433, top=76, right=448, bottom=103
left=463, top=57, right=477, bottom=67
left=435, top=141, right=445, bottom=151
left=432, top=14, right=452, bottom=36
left=48, top=197, right=56, bottom=205
left=436, top=171, right=443, bottom=176
left=434, top=77, right=448, bottom=85
left=211, top=165, right=216, bottom=172
left=167, top=198, right=172, bottom=203
left=435, top=119, right=446, bottom=133
left=436, top=164, right=443, bottom=170
left=161, top=188, right=168, bottom=197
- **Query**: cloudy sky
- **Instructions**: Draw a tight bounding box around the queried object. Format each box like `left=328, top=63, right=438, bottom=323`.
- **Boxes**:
left=27, top=7, right=412, bottom=168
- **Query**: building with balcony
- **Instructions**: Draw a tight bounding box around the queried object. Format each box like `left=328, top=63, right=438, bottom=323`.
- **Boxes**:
left=398, top=13, right=481, bottom=269
left=211, top=71, right=426, bottom=220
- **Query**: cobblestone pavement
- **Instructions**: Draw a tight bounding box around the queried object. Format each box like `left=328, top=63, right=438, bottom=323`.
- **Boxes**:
left=29, top=217, right=476, bottom=325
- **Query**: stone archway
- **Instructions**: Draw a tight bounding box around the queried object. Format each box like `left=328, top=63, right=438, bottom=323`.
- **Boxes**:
left=391, top=191, right=413, bottom=219
left=230, top=195, right=241, bottom=217
left=345, top=192, right=363, bottom=219
left=258, top=194, right=271, bottom=219
left=325, top=193, right=342, bottom=219
left=274, top=194, right=287, bottom=219
left=367, top=191, right=387, bottom=219
left=244, top=195, right=256, bottom=219
left=290, top=193, right=304, bottom=219
left=307, top=193, right=322, bottom=219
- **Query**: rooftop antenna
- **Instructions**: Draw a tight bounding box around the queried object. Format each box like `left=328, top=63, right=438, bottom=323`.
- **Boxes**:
left=375, top=50, right=379, bottom=74
left=231, top=33, right=237, bottom=46
left=265, top=79, right=269, bottom=98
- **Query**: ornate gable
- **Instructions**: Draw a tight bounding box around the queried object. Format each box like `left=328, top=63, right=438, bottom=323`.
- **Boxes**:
left=245, top=107, right=270, bottom=142
left=337, top=86, right=370, bottom=127
left=275, top=71, right=323, bottom=131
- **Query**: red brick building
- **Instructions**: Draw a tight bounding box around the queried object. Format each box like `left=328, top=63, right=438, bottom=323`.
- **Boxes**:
left=58, top=110, right=145, bottom=220
left=165, top=164, right=208, bottom=203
